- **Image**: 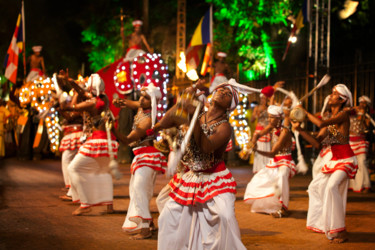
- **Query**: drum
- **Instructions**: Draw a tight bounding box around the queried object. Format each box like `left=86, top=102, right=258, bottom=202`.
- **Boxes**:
left=290, top=107, right=306, bottom=122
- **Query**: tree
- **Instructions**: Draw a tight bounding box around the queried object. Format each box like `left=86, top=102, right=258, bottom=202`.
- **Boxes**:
left=206, top=0, right=293, bottom=78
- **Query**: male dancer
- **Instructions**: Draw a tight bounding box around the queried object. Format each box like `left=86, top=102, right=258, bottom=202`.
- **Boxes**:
left=112, top=83, right=167, bottom=239
left=292, top=84, right=358, bottom=243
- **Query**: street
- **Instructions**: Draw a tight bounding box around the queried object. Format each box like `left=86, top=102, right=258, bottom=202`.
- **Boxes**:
left=1, top=157, right=375, bottom=250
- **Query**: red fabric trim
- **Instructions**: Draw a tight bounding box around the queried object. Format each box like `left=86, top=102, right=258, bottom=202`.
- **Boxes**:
left=244, top=193, right=275, bottom=201
left=306, top=226, right=325, bottom=234
left=88, top=130, right=116, bottom=141
left=255, top=124, right=265, bottom=131
left=63, top=125, right=83, bottom=135
left=274, top=155, right=293, bottom=162
left=126, top=45, right=142, bottom=53
left=169, top=187, right=236, bottom=206
left=133, top=146, right=162, bottom=155
left=349, top=135, right=366, bottom=142
left=321, top=163, right=357, bottom=179
left=331, top=144, right=354, bottom=160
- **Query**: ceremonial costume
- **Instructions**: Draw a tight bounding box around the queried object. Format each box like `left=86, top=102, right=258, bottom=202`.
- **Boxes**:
left=68, top=74, right=119, bottom=210
left=244, top=123, right=296, bottom=214
left=59, top=124, right=83, bottom=192
left=252, top=108, right=272, bottom=173
left=158, top=121, right=245, bottom=250
left=122, top=83, right=167, bottom=234
left=208, top=73, right=228, bottom=94
left=158, top=81, right=249, bottom=250
left=122, top=110, right=167, bottom=232
left=348, top=97, right=371, bottom=192
left=306, top=84, right=358, bottom=240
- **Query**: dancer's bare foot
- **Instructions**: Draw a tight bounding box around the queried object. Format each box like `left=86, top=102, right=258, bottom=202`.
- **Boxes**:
left=271, top=207, right=288, bottom=218
left=129, top=228, right=152, bottom=240
left=330, top=231, right=348, bottom=244
left=59, top=195, right=72, bottom=201
left=106, top=204, right=114, bottom=214
left=149, top=220, right=157, bottom=232
left=72, top=207, right=91, bottom=216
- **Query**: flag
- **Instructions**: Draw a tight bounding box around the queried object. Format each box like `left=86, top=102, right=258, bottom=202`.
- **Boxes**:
left=185, top=42, right=204, bottom=72
left=4, top=11, right=24, bottom=83
left=190, top=6, right=213, bottom=47
left=200, top=43, right=212, bottom=76
left=282, top=1, right=310, bottom=61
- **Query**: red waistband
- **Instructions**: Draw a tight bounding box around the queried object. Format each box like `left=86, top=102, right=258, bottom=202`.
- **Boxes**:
left=255, top=124, right=265, bottom=131
left=192, top=161, right=226, bottom=173
left=331, top=144, right=355, bottom=160
left=127, top=45, right=141, bottom=53
left=63, top=125, right=83, bottom=134
left=88, top=130, right=116, bottom=141
left=274, top=155, right=293, bottom=162
left=133, top=146, right=161, bottom=155
left=349, top=135, right=366, bottom=142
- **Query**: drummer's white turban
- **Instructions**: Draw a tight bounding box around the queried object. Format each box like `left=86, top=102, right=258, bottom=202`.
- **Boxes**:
left=333, top=84, right=353, bottom=107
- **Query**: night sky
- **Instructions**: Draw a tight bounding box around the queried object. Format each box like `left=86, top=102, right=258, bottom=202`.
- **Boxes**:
left=1, top=0, right=374, bottom=79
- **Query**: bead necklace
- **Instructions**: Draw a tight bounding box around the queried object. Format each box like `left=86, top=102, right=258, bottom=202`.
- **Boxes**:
left=199, top=111, right=228, bottom=137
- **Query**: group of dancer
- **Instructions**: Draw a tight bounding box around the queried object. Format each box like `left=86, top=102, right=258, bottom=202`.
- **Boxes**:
left=55, top=68, right=373, bottom=247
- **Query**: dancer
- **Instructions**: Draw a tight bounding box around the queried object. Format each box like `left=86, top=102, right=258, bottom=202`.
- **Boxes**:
left=60, top=73, right=120, bottom=216
left=26, top=46, right=45, bottom=82
left=124, top=20, right=153, bottom=62
left=154, top=80, right=249, bottom=250
left=292, top=84, right=358, bottom=243
left=244, top=105, right=295, bottom=218
left=58, top=89, right=84, bottom=201
left=349, top=95, right=371, bottom=192
left=112, top=83, right=167, bottom=239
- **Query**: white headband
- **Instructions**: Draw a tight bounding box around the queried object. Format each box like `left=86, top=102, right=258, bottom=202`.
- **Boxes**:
left=87, top=74, right=105, bottom=96
left=145, top=83, right=162, bottom=126
left=333, top=84, right=353, bottom=107
left=213, top=78, right=262, bottom=111
left=359, top=95, right=371, bottom=105
left=267, top=105, right=283, bottom=117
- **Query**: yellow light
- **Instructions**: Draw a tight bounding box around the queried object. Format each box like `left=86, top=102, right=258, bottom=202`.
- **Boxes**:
left=177, top=52, right=187, bottom=73
left=186, top=69, right=199, bottom=81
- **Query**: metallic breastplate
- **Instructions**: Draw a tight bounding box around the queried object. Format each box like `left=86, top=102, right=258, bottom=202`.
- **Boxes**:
left=258, top=110, right=269, bottom=127
left=350, top=116, right=366, bottom=135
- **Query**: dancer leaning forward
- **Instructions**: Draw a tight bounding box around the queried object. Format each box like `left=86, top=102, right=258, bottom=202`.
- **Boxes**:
left=112, top=83, right=167, bottom=239
left=244, top=105, right=296, bottom=218
left=149, top=79, right=256, bottom=249
left=291, top=84, right=358, bottom=243
left=59, top=72, right=121, bottom=216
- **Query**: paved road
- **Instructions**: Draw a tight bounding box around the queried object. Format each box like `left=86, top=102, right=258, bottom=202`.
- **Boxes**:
left=1, top=157, right=375, bottom=250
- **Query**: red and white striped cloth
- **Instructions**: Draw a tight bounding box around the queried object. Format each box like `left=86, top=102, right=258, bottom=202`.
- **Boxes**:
left=225, top=139, right=233, bottom=152
left=78, top=130, right=119, bottom=158
left=59, top=125, right=83, bottom=152
left=254, top=125, right=271, bottom=142
left=264, top=154, right=297, bottom=178
left=130, top=146, right=167, bottom=174
left=168, top=161, right=237, bottom=206
left=321, top=144, right=358, bottom=179
left=349, top=135, right=369, bottom=156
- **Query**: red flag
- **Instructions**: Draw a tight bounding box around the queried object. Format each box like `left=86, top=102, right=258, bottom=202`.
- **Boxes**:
left=4, top=12, right=23, bottom=83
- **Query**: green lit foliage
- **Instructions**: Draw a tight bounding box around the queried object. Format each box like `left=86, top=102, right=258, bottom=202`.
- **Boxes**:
left=206, top=0, right=291, bottom=78
left=81, top=17, right=133, bottom=72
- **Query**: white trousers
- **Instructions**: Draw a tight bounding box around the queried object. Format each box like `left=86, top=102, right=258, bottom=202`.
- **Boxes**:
left=307, top=170, right=348, bottom=239
left=122, top=167, right=157, bottom=231
left=349, top=153, right=371, bottom=192
left=61, top=149, right=78, bottom=189
left=68, top=154, right=113, bottom=208
left=158, top=192, right=246, bottom=250
left=244, top=165, right=290, bottom=213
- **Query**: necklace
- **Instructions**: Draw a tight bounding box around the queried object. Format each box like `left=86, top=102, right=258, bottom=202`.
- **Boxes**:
left=199, top=111, right=228, bottom=137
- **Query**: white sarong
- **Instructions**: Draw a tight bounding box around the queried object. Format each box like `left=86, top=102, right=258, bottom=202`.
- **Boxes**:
left=244, top=155, right=296, bottom=213
left=349, top=135, right=371, bottom=192
left=158, top=192, right=246, bottom=250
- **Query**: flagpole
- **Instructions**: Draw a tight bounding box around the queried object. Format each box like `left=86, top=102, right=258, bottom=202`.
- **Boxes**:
left=22, top=0, right=26, bottom=81
left=209, top=4, right=214, bottom=83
